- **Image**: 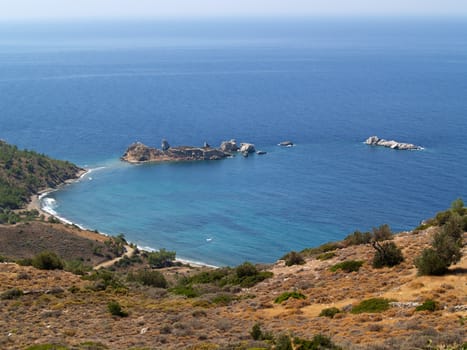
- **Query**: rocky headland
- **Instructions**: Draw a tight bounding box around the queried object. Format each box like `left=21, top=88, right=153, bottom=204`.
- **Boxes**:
left=121, top=139, right=257, bottom=163
left=365, top=136, right=423, bottom=150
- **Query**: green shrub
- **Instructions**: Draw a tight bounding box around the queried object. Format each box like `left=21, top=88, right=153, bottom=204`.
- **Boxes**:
left=274, top=291, right=306, bottom=304
left=25, top=345, right=69, bottom=350
left=435, top=210, right=453, bottom=226
left=64, top=260, right=92, bottom=275
left=294, top=334, right=342, bottom=350
left=211, top=293, right=235, bottom=306
left=330, top=260, right=363, bottom=273
left=451, top=198, right=465, bottom=216
left=372, top=224, right=393, bottom=241
left=171, top=284, right=200, bottom=298
left=147, top=248, right=176, bottom=268
left=415, top=229, right=461, bottom=276
left=343, top=230, right=372, bottom=246
left=236, top=262, right=258, bottom=278
left=82, top=270, right=125, bottom=290
left=282, top=251, right=305, bottom=266
left=351, top=298, right=391, bottom=314
left=316, top=252, right=336, bottom=260
left=1, top=288, right=23, bottom=300
left=301, top=242, right=341, bottom=256
left=372, top=241, right=404, bottom=268
left=189, top=268, right=230, bottom=285
left=319, top=307, right=341, bottom=318
left=415, top=248, right=448, bottom=276
left=415, top=299, right=438, bottom=312
left=128, top=269, right=168, bottom=288
left=107, top=301, right=128, bottom=317
left=275, top=334, right=293, bottom=350
left=250, top=323, right=263, bottom=340
left=32, top=251, right=64, bottom=270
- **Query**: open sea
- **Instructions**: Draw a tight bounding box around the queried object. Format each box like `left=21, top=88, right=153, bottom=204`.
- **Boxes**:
left=1, top=18, right=466, bottom=266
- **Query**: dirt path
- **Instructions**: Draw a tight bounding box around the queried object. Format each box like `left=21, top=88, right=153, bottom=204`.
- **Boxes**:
left=93, top=245, right=135, bottom=270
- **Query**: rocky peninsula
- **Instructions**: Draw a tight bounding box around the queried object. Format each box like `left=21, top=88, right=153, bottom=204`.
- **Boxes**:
left=365, top=135, right=423, bottom=150
left=121, top=139, right=256, bottom=163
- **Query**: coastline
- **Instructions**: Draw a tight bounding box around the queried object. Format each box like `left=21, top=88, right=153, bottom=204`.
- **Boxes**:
left=27, top=168, right=217, bottom=268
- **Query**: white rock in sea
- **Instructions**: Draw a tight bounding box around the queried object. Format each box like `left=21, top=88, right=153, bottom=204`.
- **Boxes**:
left=220, top=139, right=239, bottom=152
left=279, top=141, right=294, bottom=147
left=365, top=136, right=422, bottom=151
left=239, top=143, right=256, bottom=153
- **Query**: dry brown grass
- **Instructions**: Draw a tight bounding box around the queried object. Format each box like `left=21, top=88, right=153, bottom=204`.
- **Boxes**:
left=0, top=226, right=466, bottom=349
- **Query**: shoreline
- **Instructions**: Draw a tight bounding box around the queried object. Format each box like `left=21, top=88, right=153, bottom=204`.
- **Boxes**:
left=27, top=168, right=218, bottom=268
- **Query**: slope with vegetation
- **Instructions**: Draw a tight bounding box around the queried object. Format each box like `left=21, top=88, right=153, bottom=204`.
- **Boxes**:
left=0, top=201, right=465, bottom=349
left=0, top=140, right=83, bottom=211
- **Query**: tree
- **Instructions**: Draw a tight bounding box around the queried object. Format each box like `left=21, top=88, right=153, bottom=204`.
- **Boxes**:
left=147, top=248, right=176, bottom=268
left=372, top=224, right=393, bottom=241
left=372, top=241, right=404, bottom=268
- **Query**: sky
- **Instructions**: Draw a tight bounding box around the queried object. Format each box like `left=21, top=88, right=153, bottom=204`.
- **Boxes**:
left=1, top=0, right=467, bottom=20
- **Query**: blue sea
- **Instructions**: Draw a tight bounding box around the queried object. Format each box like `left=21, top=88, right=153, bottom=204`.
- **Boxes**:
left=1, top=18, right=466, bottom=266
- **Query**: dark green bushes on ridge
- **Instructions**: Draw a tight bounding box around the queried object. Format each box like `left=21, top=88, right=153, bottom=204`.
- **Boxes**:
left=0, top=140, right=82, bottom=210
left=415, top=199, right=465, bottom=275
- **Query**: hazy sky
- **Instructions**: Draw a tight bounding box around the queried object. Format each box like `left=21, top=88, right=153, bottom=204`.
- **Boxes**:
left=1, top=0, right=467, bottom=20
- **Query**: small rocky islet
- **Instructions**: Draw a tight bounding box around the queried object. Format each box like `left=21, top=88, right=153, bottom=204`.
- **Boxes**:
left=121, top=139, right=259, bottom=163
left=365, top=135, right=423, bottom=150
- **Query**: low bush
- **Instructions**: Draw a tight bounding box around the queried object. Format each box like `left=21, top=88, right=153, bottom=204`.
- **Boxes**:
left=211, top=293, right=235, bottom=306
left=343, top=230, right=372, bottom=246
left=372, top=224, right=393, bottom=241
left=274, top=291, right=306, bottom=304
left=82, top=269, right=125, bottom=290
left=107, top=301, right=128, bottom=317
left=316, top=252, right=336, bottom=260
left=351, top=298, right=391, bottom=314
left=25, top=345, right=69, bottom=350
left=128, top=269, right=168, bottom=288
left=319, top=307, right=341, bottom=318
left=171, top=284, right=200, bottom=298
left=415, top=248, right=449, bottom=275
left=64, top=259, right=92, bottom=275
left=372, top=241, right=404, bottom=268
left=415, top=299, right=438, bottom=312
left=282, top=251, right=305, bottom=266
left=147, top=248, right=176, bottom=268
left=301, top=242, right=341, bottom=257
left=293, top=334, right=342, bottom=350
left=330, top=260, right=363, bottom=273
left=1, top=288, right=23, bottom=300
left=32, top=251, right=64, bottom=270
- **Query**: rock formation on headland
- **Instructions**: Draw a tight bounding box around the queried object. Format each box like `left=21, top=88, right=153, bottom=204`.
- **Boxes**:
left=365, top=136, right=423, bottom=150
left=220, top=139, right=239, bottom=153
left=121, top=140, right=232, bottom=163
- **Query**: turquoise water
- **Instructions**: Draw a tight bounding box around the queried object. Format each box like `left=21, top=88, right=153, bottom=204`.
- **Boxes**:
left=1, top=18, right=466, bottom=266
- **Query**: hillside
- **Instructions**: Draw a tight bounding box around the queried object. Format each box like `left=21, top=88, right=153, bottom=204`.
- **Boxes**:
left=0, top=140, right=83, bottom=210
left=0, top=220, right=465, bottom=349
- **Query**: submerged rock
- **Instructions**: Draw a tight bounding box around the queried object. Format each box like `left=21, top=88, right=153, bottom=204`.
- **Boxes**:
left=121, top=141, right=230, bottom=163
left=365, top=136, right=423, bottom=151
left=279, top=141, right=294, bottom=147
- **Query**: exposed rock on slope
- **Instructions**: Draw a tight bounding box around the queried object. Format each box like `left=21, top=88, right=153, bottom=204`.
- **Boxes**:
left=365, top=135, right=423, bottom=150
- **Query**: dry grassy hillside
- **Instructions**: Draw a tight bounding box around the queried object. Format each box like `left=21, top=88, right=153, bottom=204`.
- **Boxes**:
left=0, top=223, right=465, bottom=350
